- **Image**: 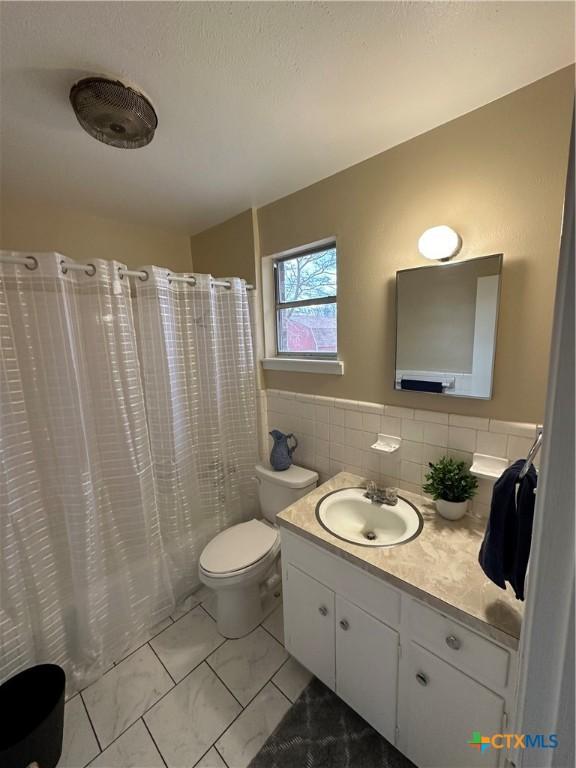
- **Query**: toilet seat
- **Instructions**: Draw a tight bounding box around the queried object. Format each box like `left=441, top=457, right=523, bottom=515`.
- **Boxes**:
left=199, top=519, right=279, bottom=577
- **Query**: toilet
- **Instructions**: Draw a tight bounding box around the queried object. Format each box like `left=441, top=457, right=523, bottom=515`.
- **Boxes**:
left=199, top=462, right=318, bottom=638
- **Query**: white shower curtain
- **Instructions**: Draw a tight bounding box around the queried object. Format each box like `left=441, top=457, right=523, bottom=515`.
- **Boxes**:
left=0, top=253, right=258, bottom=690
left=132, top=270, right=258, bottom=601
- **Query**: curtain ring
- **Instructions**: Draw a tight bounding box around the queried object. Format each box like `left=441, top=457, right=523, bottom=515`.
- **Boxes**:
left=117, top=266, right=124, bottom=280
left=138, top=270, right=149, bottom=282
left=224, top=280, right=232, bottom=290
left=60, top=259, right=68, bottom=275
left=24, top=255, right=39, bottom=271
left=84, top=263, right=96, bottom=277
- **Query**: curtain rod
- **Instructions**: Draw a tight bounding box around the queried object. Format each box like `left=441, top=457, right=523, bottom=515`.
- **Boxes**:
left=0, top=253, right=255, bottom=290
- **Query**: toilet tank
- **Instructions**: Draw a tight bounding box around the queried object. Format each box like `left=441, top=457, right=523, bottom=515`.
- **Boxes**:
left=255, top=463, right=318, bottom=523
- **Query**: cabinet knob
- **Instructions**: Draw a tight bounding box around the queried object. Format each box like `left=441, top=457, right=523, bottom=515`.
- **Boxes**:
left=339, top=619, right=350, bottom=631
left=446, top=634, right=461, bottom=650
left=416, top=672, right=428, bottom=687
left=318, top=605, right=328, bottom=616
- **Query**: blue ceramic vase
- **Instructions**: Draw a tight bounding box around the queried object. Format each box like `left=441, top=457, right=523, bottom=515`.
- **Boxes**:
left=269, top=429, right=298, bottom=471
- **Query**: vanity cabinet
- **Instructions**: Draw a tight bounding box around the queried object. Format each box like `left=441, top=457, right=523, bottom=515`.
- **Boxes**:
left=335, top=595, right=398, bottom=742
left=284, top=563, right=399, bottom=742
left=398, top=642, right=504, bottom=768
left=283, top=564, right=336, bottom=689
left=281, top=529, right=517, bottom=768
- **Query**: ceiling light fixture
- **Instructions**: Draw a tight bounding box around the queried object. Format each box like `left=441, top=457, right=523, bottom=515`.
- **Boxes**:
left=418, top=225, right=462, bottom=261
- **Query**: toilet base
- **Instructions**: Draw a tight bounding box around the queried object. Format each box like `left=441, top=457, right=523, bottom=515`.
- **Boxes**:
left=215, top=583, right=263, bottom=638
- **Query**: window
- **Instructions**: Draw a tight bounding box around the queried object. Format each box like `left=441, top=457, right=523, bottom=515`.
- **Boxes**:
left=274, top=244, right=337, bottom=358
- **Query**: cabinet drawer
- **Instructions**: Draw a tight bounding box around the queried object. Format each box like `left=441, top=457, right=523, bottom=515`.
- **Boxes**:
left=405, top=598, right=510, bottom=690
left=281, top=529, right=400, bottom=628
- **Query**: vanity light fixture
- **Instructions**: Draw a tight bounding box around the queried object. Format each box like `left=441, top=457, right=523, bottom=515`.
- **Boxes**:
left=418, top=225, right=462, bottom=261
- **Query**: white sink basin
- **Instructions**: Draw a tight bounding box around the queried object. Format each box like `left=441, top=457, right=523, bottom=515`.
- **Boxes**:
left=315, top=487, right=423, bottom=547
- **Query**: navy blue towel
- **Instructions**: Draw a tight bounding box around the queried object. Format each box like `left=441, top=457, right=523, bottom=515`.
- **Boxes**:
left=478, top=459, right=538, bottom=600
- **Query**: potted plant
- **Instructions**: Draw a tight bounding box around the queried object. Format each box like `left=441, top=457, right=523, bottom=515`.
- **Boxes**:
left=422, top=456, right=478, bottom=520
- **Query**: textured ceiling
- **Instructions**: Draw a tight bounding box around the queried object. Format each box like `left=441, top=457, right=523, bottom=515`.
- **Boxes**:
left=1, top=1, right=574, bottom=233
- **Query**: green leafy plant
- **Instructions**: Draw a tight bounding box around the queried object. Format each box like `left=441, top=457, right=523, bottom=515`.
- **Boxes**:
left=422, top=456, right=478, bottom=502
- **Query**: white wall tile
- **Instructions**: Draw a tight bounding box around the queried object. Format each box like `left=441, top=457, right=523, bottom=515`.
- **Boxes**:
left=422, top=422, right=449, bottom=447
left=380, top=454, right=401, bottom=476
left=330, top=407, right=346, bottom=426
left=338, top=398, right=360, bottom=410
left=315, top=421, right=330, bottom=442
left=343, top=445, right=363, bottom=467
left=345, top=428, right=366, bottom=449
left=345, top=409, right=364, bottom=430
left=401, top=440, right=423, bottom=464
left=401, top=419, right=424, bottom=441
left=507, top=435, right=535, bottom=460
left=358, top=401, right=385, bottom=415
left=489, top=420, right=537, bottom=438
left=315, top=404, right=331, bottom=423
left=315, top=438, right=330, bottom=458
left=314, top=395, right=335, bottom=406
left=447, top=449, right=474, bottom=466
left=400, top=461, right=421, bottom=484
left=362, top=411, right=381, bottom=433
left=330, top=425, right=346, bottom=445
left=448, top=426, right=476, bottom=452
left=421, top=443, right=446, bottom=466
left=475, top=430, right=508, bottom=458
left=414, top=409, right=449, bottom=424
left=381, top=416, right=402, bottom=436
left=300, top=418, right=315, bottom=436
left=385, top=405, right=414, bottom=419
left=330, top=443, right=346, bottom=462
left=448, top=414, right=490, bottom=430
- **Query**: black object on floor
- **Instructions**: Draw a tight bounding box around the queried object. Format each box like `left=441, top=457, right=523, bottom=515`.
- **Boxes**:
left=249, top=677, right=415, bottom=768
left=0, top=664, right=66, bottom=768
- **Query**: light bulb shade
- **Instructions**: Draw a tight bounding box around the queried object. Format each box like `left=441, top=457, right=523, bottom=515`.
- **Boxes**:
left=418, top=226, right=462, bottom=261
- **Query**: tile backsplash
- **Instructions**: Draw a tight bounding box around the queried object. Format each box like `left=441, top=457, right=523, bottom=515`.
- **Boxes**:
left=260, top=389, right=541, bottom=518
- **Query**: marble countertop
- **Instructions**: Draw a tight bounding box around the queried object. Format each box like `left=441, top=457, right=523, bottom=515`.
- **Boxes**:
left=277, top=472, right=523, bottom=649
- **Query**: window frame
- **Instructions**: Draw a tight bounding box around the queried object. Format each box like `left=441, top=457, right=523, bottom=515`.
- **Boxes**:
left=273, top=242, right=338, bottom=359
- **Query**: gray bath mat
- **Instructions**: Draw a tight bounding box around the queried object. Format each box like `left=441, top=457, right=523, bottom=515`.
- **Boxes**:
left=249, top=678, right=415, bottom=768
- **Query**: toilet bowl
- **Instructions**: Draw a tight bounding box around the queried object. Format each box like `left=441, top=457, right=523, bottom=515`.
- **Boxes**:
left=199, top=462, right=318, bottom=638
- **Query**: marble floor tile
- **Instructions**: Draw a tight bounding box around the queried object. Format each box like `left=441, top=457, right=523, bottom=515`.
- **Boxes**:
left=194, top=747, right=228, bottom=768
left=272, top=656, right=313, bottom=702
left=113, top=616, right=174, bottom=664
left=89, top=720, right=164, bottom=768
left=144, top=662, right=241, bottom=768
left=201, top=591, right=218, bottom=621
left=171, top=593, right=201, bottom=621
left=82, top=644, right=173, bottom=749
left=150, top=606, right=226, bottom=682
left=194, top=584, right=215, bottom=604
left=58, top=694, right=100, bottom=768
left=207, top=626, right=288, bottom=705
left=262, top=604, right=284, bottom=645
left=216, top=683, right=291, bottom=768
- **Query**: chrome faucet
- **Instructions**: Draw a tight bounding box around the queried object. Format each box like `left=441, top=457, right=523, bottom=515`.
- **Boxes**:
left=364, top=481, right=398, bottom=506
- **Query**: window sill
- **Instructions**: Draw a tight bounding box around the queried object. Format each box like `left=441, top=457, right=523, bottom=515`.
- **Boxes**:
left=262, top=357, right=344, bottom=375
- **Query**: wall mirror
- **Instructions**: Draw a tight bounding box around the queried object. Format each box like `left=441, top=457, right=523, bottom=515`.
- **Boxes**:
left=394, top=254, right=502, bottom=399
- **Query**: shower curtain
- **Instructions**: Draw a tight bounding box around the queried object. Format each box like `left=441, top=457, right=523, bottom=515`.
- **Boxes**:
left=132, top=270, right=258, bottom=601
left=0, top=253, right=258, bottom=690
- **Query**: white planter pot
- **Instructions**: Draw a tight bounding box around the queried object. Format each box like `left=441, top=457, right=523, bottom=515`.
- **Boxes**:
left=436, top=498, right=468, bottom=521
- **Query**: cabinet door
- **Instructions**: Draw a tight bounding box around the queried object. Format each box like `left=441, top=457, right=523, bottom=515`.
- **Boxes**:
left=335, top=596, right=399, bottom=743
left=398, top=642, right=505, bottom=768
left=283, top=564, right=335, bottom=689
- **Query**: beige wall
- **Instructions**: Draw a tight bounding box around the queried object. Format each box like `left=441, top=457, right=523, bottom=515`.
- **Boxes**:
left=256, top=67, right=574, bottom=423
left=190, top=209, right=256, bottom=283
left=0, top=199, right=193, bottom=272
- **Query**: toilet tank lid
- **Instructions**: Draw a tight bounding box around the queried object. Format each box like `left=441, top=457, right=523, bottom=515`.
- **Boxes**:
left=255, top=462, right=318, bottom=489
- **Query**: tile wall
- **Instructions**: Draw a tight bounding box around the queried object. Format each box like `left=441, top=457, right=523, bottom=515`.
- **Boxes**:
left=259, top=389, right=541, bottom=518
